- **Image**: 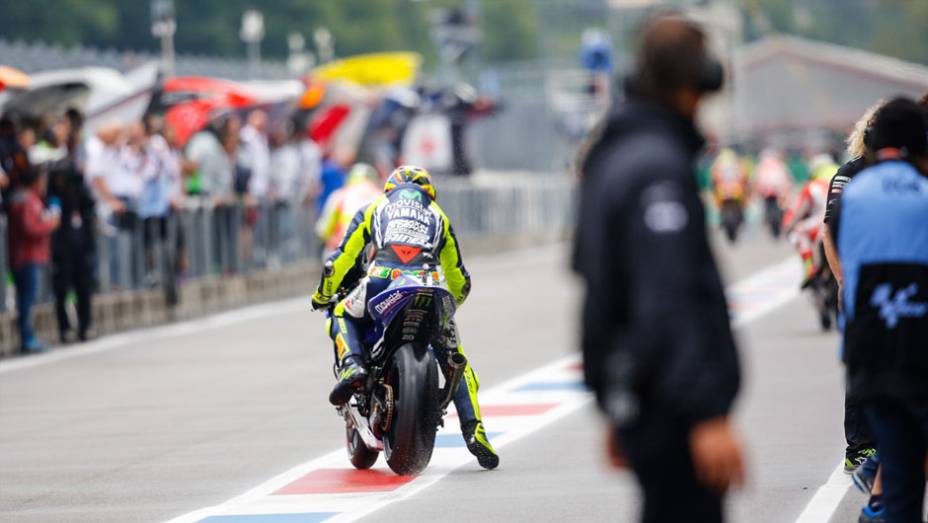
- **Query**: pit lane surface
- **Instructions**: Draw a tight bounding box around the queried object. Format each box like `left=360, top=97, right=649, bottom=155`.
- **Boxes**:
left=0, top=233, right=863, bottom=522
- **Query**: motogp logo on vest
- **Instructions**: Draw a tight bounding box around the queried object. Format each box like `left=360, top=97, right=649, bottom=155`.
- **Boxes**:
left=870, top=283, right=928, bottom=328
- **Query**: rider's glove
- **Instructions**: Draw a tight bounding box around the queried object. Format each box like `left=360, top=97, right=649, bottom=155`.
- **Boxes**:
left=311, top=291, right=332, bottom=311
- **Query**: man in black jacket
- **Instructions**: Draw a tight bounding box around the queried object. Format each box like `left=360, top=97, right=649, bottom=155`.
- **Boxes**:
left=573, top=14, right=744, bottom=523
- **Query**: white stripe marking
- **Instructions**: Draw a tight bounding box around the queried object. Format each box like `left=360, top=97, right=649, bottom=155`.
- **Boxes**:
left=794, top=464, right=852, bottom=523
left=0, top=298, right=307, bottom=375
left=165, top=355, right=591, bottom=523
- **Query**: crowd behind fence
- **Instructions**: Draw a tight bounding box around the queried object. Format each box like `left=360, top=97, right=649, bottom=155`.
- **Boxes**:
left=0, top=175, right=574, bottom=314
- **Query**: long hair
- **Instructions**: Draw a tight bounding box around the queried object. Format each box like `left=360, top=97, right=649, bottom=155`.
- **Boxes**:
left=846, top=99, right=885, bottom=159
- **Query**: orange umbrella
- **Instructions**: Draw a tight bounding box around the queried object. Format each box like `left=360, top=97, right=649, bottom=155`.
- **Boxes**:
left=0, top=65, right=30, bottom=91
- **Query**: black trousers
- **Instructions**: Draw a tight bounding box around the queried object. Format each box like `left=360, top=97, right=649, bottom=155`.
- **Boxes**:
left=619, top=411, right=724, bottom=523
left=863, top=397, right=928, bottom=523
left=845, top=386, right=876, bottom=454
left=52, top=254, right=93, bottom=338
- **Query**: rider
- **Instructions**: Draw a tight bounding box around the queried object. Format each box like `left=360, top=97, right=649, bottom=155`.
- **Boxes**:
left=311, top=165, right=499, bottom=470
left=783, top=153, right=838, bottom=284
left=709, top=147, right=749, bottom=207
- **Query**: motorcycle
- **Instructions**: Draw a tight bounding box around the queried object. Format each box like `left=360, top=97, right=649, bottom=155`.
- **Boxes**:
left=331, top=266, right=467, bottom=475
left=762, top=195, right=784, bottom=240
left=803, top=241, right=839, bottom=331
left=719, top=196, right=745, bottom=244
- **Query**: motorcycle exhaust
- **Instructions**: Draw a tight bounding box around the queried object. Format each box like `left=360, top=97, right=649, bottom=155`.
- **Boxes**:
left=440, top=352, right=468, bottom=412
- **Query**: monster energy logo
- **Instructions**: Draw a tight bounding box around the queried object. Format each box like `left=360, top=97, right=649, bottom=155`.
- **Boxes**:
left=412, top=293, right=432, bottom=308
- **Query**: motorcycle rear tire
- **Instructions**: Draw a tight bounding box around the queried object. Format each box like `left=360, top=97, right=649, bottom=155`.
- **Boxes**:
left=384, top=343, right=439, bottom=476
left=347, top=426, right=379, bottom=470
left=721, top=201, right=742, bottom=244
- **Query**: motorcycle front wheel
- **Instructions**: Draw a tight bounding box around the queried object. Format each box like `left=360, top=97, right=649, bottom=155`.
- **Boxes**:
left=384, top=343, right=439, bottom=475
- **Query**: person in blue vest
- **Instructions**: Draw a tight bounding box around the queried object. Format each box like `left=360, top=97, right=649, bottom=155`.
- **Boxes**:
left=833, top=96, right=928, bottom=523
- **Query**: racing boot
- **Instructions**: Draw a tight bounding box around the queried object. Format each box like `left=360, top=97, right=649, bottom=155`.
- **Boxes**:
left=329, top=356, right=368, bottom=406
left=463, top=420, right=499, bottom=470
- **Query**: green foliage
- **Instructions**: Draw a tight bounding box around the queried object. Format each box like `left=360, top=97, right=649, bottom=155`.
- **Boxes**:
left=0, top=0, right=535, bottom=65
left=744, top=0, right=928, bottom=65
left=2, top=0, right=926, bottom=67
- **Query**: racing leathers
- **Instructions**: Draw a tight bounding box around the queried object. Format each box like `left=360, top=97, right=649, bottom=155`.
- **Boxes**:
left=311, top=183, right=498, bottom=467
left=784, top=172, right=832, bottom=282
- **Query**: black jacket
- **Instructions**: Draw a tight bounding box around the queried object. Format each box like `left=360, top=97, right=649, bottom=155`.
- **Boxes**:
left=573, top=100, right=740, bottom=429
left=47, top=158, right=96, bottom=260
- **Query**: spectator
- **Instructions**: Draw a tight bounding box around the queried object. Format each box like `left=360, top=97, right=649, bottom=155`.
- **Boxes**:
left=0, top=117, right=26, bottom=202
left=85, top=123, right=125, bottom=213
left=269, top=121, right=321, bottom=262
left=834, top=96, right=928, bottom=523
left=186, top=119, right=233, bottom=202
left=29, top=116, right=69, bottom=166
left=573, top=14, right=744, bottom=523
left=186, top=118, right=237, bottom=273
left=241, top=109, right=271, bottom=202
left=107, top=122, right=150, bottom=288
left=139, top=116, right=175, bottom=292
left=48, top=111, right=96, bottom=343
left=7, top=166, right=60, bottom=353
left=240, top=110, right=272, bottom=266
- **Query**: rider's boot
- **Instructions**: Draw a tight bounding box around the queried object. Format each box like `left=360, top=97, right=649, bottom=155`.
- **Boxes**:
left=329, top=355, right=368, bottom=406
left=453, top=362, right=499, bottom=470
left=463, top=419, right=499, bottom=470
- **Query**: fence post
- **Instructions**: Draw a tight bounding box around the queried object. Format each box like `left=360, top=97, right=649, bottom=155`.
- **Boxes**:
left=0, top=216, right=7, bottom=313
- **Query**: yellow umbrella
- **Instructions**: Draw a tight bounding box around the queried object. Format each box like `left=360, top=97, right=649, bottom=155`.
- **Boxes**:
left=311, top=52, right=421, bottom=87
left=0, top=65, right=30, bottom=91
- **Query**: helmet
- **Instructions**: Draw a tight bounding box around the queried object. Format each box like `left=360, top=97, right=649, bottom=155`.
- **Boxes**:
left=346, top=163, right=380, bottom=186
left=384, top=165, right=436, bottom=200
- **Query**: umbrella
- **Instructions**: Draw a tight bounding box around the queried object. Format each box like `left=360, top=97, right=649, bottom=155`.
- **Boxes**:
left=312, top=52, right=421, bottom=87
left=162, top=76, right=257, bottom=109
left=1, top=67, right=131, bottom=120
left=0, top=65, right=30, bottom=91
left=164, top=99, right=220, bottom=147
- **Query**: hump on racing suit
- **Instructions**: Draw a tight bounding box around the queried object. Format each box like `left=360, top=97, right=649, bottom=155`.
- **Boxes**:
left=315, top=182, right=471, bottom=306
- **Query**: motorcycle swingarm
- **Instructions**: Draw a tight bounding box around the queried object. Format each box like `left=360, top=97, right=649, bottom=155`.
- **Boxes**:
left=341, top=401, right=384, bottom=452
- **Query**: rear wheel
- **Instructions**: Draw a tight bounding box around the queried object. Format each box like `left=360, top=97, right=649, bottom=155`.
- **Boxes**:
left=721, top=201, right=742, bottom=244
left=384, top=344, right=439, bottom=475
left=347, top=426, right=379, bottom=470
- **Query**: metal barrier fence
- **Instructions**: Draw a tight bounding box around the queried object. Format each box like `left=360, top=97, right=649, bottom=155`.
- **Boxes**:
left=0, top=176, right=574, bottom=313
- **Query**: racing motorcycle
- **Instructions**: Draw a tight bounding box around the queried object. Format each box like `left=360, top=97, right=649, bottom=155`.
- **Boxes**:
left=762, top=195, right=785, bottom=240
left=328, top=265, right=467, bottom=476
left=719, top=197, right=745, bottom=244
left=804, top=242, right=839, bottom=331
left=713, top=171, right=748, bottom=244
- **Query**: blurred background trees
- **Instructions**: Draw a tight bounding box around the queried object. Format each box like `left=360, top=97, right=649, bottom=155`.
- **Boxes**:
left=0, top=0, right=925, bottom=66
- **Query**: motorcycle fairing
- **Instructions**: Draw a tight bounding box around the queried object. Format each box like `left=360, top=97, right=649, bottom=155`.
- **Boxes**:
left=365, top=273, right=456, bottom=361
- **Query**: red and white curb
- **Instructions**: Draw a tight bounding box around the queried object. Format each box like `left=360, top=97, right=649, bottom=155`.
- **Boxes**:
left=166, top=357, right=591, bottom=523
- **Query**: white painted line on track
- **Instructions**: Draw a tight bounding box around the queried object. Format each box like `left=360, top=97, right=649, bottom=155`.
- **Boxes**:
left=165, top=354, right=591, bottom=523
left=0, top=297, right=307, bottom=375
left=728, top=258, right=802, bottom=327
left=723, top=258, right=855, bottom=523
left=794, top=464, right=851, bottom=523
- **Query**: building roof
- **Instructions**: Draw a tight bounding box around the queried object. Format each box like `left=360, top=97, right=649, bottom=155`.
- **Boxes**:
left=732, top=35, right=928, bottom=138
